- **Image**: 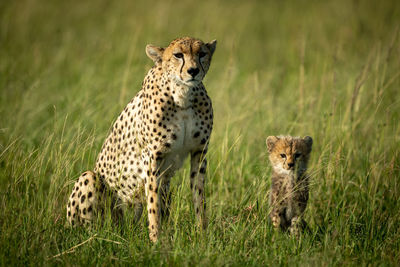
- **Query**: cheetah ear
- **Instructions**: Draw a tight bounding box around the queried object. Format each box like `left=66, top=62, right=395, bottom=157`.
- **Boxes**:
left=206, top=40, right=217, bottom=57
left=146, top=45, right=165, bottom=63
left=266, top=136, right=279, bottom=153
left=303, top=136, right=313, bottom=150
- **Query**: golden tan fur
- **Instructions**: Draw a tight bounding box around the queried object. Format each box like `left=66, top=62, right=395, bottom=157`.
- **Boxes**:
left=67, top=37, right=217, bottom=242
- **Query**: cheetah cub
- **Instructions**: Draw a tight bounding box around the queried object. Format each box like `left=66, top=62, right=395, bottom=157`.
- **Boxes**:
left=66, top=37, right=217, bottom=242
left=266, top=135, right=313, bottom=236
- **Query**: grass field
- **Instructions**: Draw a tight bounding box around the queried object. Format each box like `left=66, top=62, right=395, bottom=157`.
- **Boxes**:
left=1, top=0, right=400, bottom=265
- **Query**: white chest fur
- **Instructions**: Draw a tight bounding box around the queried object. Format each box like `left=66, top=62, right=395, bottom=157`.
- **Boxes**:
left=161, top=108, right=198, bottom=175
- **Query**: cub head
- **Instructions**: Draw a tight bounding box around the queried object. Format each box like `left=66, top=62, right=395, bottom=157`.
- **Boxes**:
left=266, top=136, right=313, bottom=174
left=146, top=37, right=217, bottom=87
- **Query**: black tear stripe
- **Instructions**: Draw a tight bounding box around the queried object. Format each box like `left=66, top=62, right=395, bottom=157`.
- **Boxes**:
left=180, top=56, right=185, bottom=78
left=199, top=57, right=205, bottom=75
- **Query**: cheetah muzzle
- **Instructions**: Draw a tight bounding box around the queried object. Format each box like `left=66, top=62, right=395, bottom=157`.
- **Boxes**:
left=66, top=37, right=217, bottom=242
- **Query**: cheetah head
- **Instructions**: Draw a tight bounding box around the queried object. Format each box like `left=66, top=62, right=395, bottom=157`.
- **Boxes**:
left=266, top=136, right=313, bottom=175
left=146, top=37, right=217, bottom=87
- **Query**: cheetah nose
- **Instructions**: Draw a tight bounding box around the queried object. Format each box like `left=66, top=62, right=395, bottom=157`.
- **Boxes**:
left=288, top=162, right=295, bottom=168
left=187, top=67, right=199, bottom=78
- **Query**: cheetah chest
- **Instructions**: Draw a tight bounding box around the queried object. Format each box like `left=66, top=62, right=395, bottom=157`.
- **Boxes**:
left=161, top=108, right=201, bottom=173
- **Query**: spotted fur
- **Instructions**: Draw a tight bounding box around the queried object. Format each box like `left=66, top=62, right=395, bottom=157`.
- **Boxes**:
left=66, top=37, right=217, bottom=242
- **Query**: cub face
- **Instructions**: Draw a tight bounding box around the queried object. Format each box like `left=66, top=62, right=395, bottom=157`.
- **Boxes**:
left=266, top=136, right=313, bottom=175
left=145, top=37, right=217, bottom=86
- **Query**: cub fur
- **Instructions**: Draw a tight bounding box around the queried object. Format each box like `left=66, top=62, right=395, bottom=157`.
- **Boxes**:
left=266, top=135, right=313, bottom=236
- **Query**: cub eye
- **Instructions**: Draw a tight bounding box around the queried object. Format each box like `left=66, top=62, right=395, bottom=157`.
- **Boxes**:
left=280, top=154, right=286, bottom=158
left=174, top=53, right=183, bottom=59
left=294, top=153, right=301, bottom=159
left=199, top=51, right=207, bottom=58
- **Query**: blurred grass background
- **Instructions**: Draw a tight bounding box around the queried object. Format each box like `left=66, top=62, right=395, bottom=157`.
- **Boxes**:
left=1, top=0, right=400, bottom=265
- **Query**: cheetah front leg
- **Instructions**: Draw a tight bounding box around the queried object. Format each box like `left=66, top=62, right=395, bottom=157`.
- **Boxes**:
left=145, top=155, right=161, bottom=242
left=288, top=204, right=309, bottom=236
left=289, top=216, right=302, bottom=237
left=270, top=206, right=282, bottom=230
left=190, top=150, right=208, bottom=229
left=269, top=191, right=282, bottom=230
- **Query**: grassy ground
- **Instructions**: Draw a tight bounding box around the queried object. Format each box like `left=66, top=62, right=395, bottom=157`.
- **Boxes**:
left=1, top=0, right=400, bottom=265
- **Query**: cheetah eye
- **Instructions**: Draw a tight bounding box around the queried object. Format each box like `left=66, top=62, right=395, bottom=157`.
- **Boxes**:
left=174, top=53, right=184, bottom=59
left=280, top=154, right=286, bottom=158
left=294, top=153, right=301, bottom=159
left=199, top=51, right=206, bottom=58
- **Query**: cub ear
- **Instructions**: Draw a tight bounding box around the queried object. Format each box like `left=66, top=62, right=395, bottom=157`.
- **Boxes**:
left=206, top=40, right=217, bottom=57
left=146, top=45, right=165, bottom=63
left=303, top=136, right=313, bottom=150
left=266, top=136, right=279, bottom=153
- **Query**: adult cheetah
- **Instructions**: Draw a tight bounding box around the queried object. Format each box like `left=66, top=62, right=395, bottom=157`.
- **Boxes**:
left=66, top=37, right=217, bottom=242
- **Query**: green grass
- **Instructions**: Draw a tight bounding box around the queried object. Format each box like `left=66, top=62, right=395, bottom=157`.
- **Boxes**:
left=1, top=0, right=400, bottom=265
